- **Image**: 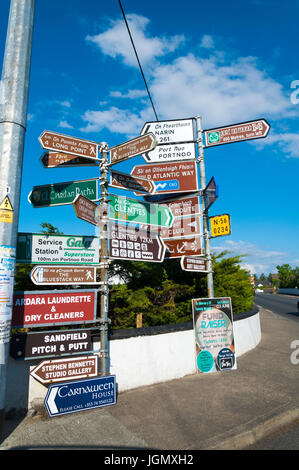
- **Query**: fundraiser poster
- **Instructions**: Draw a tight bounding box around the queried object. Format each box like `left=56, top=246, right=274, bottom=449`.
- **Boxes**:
left=192, top=297, right=237, bottom=374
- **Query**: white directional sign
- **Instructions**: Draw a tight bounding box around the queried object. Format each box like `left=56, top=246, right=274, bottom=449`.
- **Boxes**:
left=140, top=118, right=194, bottom=144
left=142, top=142, right=196, bottom=163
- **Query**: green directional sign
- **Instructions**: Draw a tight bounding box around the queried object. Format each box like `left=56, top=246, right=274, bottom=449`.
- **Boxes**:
left=109, top=194, right=174, bottom=228
left=28, top=178, right=99, bottom=207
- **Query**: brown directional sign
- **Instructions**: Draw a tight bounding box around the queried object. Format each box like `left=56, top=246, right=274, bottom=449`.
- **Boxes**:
left=109, top=133, right=156, bottom=165
left=163, top=235, right=203, bottom=258
left=161, top=195, right=201, bottom=218
left=10, top=328, right=99, bottom=360
left=41, top=151, right=98, bottom=168
left=181, top=256, right=208, bottom=272
left=131, top=161, right=198, bottom=195
left=109, top=223, right=166, bottom=263
left=140, top=215, right=201, bottom=240
left=30, top=355, right=98, bottom=384
left=204, top=119, right=270, bottom=147
left=39, top=130, right=99, bottom=159
left=73, top=194, right=98, bottom=225
left=109, top=169, right=156, bottom=194
left=30, top=265, right=98, bottom=286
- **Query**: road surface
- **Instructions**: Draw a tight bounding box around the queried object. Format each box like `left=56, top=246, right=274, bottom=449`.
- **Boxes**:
left=255, top=292, right=299, bottom=319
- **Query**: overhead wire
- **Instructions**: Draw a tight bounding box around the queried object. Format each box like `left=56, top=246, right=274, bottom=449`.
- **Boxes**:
left=118, top=0, right=159, bottom=122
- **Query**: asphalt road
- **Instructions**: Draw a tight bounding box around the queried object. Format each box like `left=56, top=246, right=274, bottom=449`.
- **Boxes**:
left=255, top=292, right=299, bottom=319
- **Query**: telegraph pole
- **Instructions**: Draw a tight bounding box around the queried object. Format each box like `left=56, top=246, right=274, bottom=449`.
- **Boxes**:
left=0, top=0, right=35, bottom=441
left=196, top=116, right=214, bottom=297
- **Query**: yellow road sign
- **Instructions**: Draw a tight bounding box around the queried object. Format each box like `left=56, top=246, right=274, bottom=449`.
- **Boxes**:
left=0, top=196, right=13, bottom=224
left=209, top=214, right=231, bottom=238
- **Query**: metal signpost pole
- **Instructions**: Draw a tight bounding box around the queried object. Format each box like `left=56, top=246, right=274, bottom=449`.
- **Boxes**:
left=0, top=0, right=35, bottom=441
left=99, top=143, right=110, bottom=375
left=196, top=116, right=214, bottom=297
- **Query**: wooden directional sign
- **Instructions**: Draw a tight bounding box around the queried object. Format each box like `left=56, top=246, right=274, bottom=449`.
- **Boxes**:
left=164, top=235, right=203, bottom=258
left=73, top=194, right=98, bottom=225
left=109, top=194, right=174, bottom=228
left=12, top=289, right=97, bottom=328
left=10, top=328, right=99, bottom=360
left=30, top=265, right=99, bottom=286
left=30, top=355, right=98, bottom=384
left=140, top=215, right=201, bottom=240
left=141, top=142, right=196, bottom=163
left=41, top=151, right=98, bottom=168
left=141, top=118, right=194, bottom=144
left=160, top=195, right=201, bottom=218
left=44, top=375, right=116, bottom=418
left=109, top=133, right=156, bottom=165
left=28, top=178, right=99, bottom=207
left=204, top=119, right=270, bottom=147
left=209, top=214, right=231, bottom=238
left=109, top=223, right=166, bottom=263
left=131, top=161, right=198, bottom=196
left=16, top=232, right=100, bottom=265
left=109, top=169, right=156, bottom=194
left=181, top=256, right=208, bottom=272
left=39, top=130, right=99, bottom=159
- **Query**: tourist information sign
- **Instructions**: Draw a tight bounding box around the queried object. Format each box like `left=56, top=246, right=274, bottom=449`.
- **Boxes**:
left=39, top=130, right=99, bottom=159
left=10, top=328, right=100, bottom=360
left=30, top=265, right=99, bottom=286
left=209, top=214, right=231, bottom=238
left=109, top=133, right=156, bottom=165
left=44, top=375, right=116, bottom=417
left=16, top=233, right=100, bottom=265
left=12, top=289, right=98, bottom=328
left=204, top=119, right=270, bottom=147
left=28, top=178, right=99, bottom=207
left=131, top=161, right=198, bottom=196
left=140, top=118, right=194, bottom=144
left=156, top=195, right=201, bottom=218
left=181, top=256, right=208, bottom=272
left=109, top=194, right=174, bottom=228
left=30, top=355, right=98, bottom=384
left=72, top=194, right=98, bottom=226
left=41, top=151, right=98, bottom=168
left=141, top=142, right=196, bottom=163
left=109, top=169, right=156, bottom=194
left=163, top=235, right=203, bottom=258
left=109, top=223, right=166, bottom=263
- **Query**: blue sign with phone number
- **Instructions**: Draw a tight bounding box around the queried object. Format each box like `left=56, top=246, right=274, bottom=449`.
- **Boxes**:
left=44, top=375, right=116, bottom=417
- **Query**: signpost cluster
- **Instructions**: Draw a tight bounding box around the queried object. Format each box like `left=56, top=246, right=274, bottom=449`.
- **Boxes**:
left=8, top=114, right=270, bottom=416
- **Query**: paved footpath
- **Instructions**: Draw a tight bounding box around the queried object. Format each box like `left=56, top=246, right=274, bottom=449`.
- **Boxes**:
left=1, top=306, right=299, bottom=451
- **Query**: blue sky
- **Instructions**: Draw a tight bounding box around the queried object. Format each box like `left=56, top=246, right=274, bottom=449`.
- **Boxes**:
left=1, top=0, right=299, bottom=275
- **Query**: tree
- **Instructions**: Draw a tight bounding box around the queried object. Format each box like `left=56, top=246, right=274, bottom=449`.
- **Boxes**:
left=276, top=264, right=298, bottom=288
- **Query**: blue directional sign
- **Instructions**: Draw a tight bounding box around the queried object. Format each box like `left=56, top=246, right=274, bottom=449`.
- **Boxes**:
left=44, top=375, right=116, bottom=417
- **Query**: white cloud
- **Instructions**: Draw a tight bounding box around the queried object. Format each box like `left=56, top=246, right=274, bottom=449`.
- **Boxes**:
left=253, top=132, right=299, bottom=158
left=211, top=239, right=288, bottom=275
left=86, top=14, right=185, bottom=67
left=58, top=120, right=73, bottom=129
left=110, top=89, right=147, bottom=99
left=200, top=35, right=215, bottom=49
left=150, top=54, right=293, bottom=128
left=80, top=106, right=153, bottom=136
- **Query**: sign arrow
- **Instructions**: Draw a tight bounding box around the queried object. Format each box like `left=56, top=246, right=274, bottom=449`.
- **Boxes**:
left=109, top=133, right=157, bottom=165
left=39, top=130, right=99, bottom=159
left=204, top=119, right=270, bottom=147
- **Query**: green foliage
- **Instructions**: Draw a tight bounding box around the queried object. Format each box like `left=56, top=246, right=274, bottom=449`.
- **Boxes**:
left=276, top=264, right=299, bottom=288
left=109, top=251, right=254, bottom=328
left=212, top=251, right=254, bottom=314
